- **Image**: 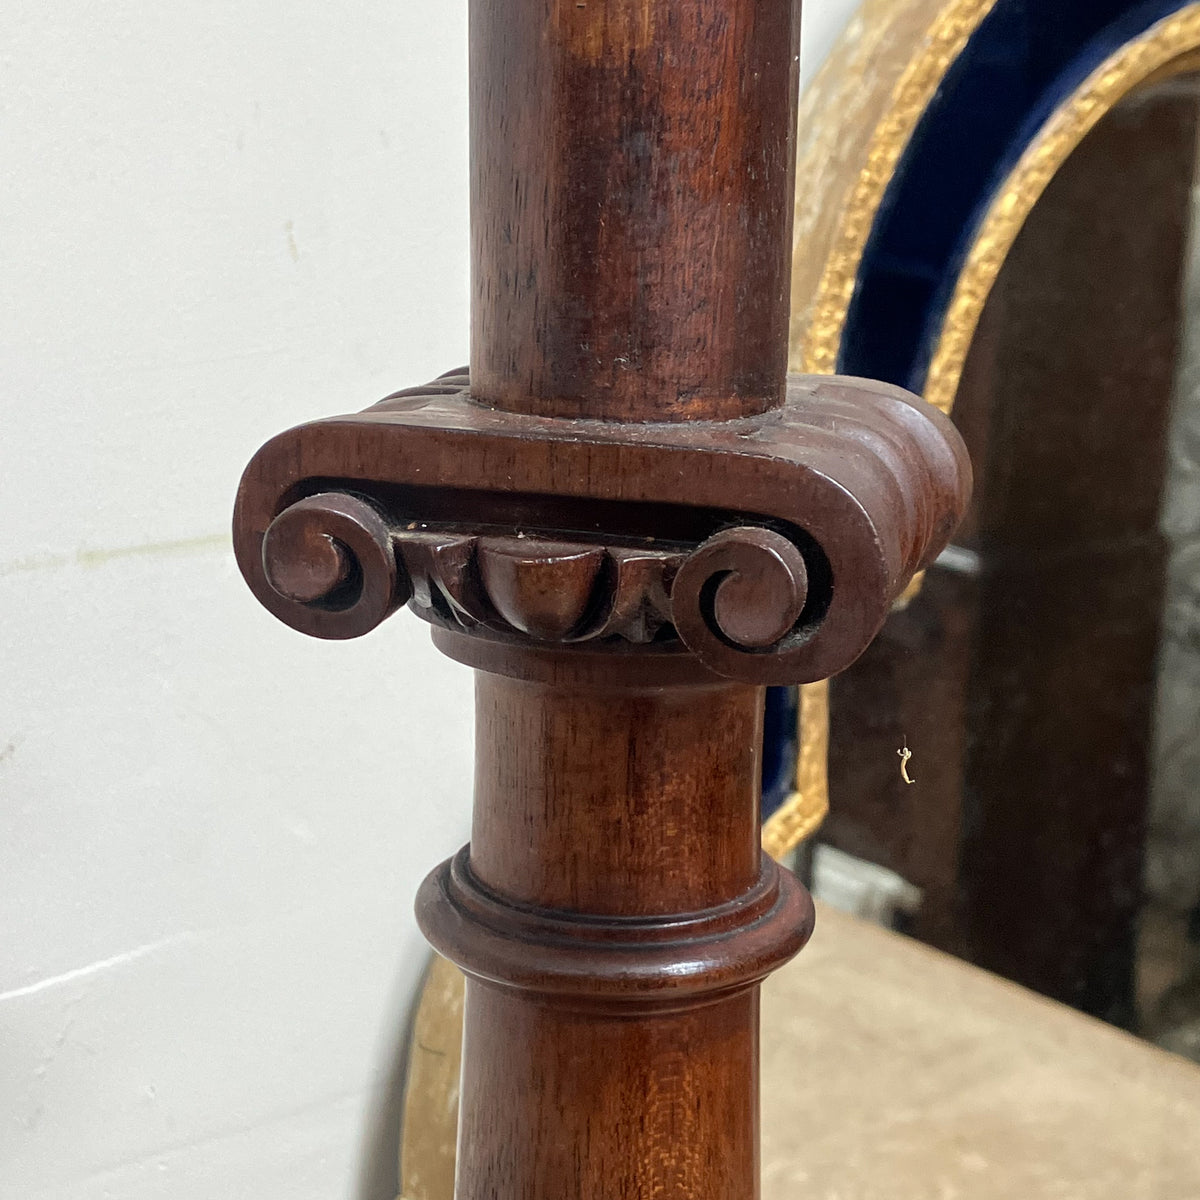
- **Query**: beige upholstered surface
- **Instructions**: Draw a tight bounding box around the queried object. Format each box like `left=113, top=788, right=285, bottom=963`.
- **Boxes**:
left=762, top=905, right=1200, bottom=1199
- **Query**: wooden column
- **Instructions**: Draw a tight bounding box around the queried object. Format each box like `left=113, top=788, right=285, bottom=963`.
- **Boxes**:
left=441, top=674, right=775, bottom=1198
left=231, top=2, right=971, bottom=1196
left=469, top=0, right=798, bottom=421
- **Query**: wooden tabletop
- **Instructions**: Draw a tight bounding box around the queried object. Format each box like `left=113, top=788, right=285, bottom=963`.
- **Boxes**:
left=762, top=904, right=1200, bottom=1199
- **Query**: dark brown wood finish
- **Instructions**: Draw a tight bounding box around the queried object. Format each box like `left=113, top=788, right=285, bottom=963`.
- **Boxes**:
left=232, top=2, right=971, bottom=1196
left=470, top=0, right=801, bottom=421
left=456, top=986, right=760, bottom=1199
left=470, top=675, right=764, bottom=915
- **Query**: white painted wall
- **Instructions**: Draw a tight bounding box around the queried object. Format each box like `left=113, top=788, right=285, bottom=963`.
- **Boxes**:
left=1, top=2, right=859, bottom=1197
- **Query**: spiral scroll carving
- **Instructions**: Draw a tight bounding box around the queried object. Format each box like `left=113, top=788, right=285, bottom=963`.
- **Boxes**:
left=235, top=369, right=970, bottom=679
left=257, top=495, right=827, bottom=679
left=671, top=528, right=812, bottom=675
left=259, top=493, right=410, bottom=640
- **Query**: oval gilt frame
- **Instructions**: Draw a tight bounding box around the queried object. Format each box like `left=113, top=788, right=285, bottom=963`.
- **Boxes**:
left=769, top=0, right=1200, bottom=861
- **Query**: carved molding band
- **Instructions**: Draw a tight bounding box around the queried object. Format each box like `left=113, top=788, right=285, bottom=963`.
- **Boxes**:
left=415, top=846, right=815, bottom=1014
left=403, top=529, right=680, bottom=646
left=256, top=499, right=822, bottom=677
left=233, top=369, right=970, bottom=683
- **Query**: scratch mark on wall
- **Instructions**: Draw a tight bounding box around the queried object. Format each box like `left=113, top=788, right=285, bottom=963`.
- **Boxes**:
left=0, top=533, right=228, bottom=579
left=0, top=933, right=197, bottom=1004
left=285, top=219, right=299, bottom=263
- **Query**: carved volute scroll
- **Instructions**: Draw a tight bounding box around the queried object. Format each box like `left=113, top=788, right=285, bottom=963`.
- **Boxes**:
left=234, top=371, right=969, bottom=684
left=231, top=2, right=971, bottom=1197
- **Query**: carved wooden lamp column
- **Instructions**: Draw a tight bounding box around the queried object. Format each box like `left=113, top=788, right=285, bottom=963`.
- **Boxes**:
left=233, top=2, right=970, bottom=1196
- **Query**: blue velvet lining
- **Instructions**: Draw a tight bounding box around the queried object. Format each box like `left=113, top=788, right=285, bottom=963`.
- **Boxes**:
left=762, top=686, right=800, bottom=821
left=838, top=0, right=1191, bottom=392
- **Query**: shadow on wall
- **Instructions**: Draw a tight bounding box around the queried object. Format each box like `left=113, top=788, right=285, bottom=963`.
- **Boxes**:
left=357, top=970, right=423, bottom=1200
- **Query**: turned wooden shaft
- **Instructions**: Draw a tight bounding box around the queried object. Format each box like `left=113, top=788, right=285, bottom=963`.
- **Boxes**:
left=435, top=4, right=809, bottom=1196
left=230, top=6, right=969, bottom=1198
left=448, top=675, right=774, bottom=1197
left=458, top=985, right=759, bottom=1198
left=469, top=0, right=803, bottom=421
left=471, top=675, right=763, bottom=915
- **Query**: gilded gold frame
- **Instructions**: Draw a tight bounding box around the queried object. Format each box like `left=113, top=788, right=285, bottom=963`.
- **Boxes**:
left=764, top=0, right=1200, bottom=860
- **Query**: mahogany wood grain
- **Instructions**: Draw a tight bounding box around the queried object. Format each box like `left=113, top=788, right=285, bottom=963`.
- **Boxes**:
left=456, top=986, right=760, bottom=1200
left=470, top=0, right=802, bottom=421
left=470, top=674, right=763, bottom=916
left=417, top=667, right=809, bottom=1198
left=235, top=372, right=968, bottom=681
left=231, top=1, right=970, bottom=1196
